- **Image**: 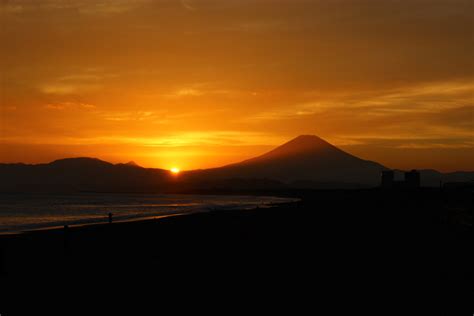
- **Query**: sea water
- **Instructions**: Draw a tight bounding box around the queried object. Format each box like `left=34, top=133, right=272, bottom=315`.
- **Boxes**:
left=0, top=193, right=296, bottom=233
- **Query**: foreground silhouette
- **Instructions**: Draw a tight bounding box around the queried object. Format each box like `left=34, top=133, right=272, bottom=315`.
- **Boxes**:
left=1, top=187, right=472, bottom=314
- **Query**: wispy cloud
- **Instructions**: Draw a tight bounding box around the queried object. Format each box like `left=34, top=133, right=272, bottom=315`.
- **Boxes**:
left=102, top=111, right=156, bottom=122
left=0, top=131, right=283, bottom=148
left=247, top=80, right=473, bottom=120
left=243, top=80, right=474, bottom=150
left=44, top=102, right=95, bottom=110
left=40, top=83, right=101, bottom=95
left=162, top=83, right=233, bottom=99
left=38, top=70, right=113, bottom=95
left=1, top=0, right=153, bottom=15
left=143, top=131, right=284, bottom=147
left=180, top=0, right=196, bottom=11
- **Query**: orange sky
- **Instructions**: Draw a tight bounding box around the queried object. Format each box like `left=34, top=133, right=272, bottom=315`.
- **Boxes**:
left=1, top=0, right=473, bottom=171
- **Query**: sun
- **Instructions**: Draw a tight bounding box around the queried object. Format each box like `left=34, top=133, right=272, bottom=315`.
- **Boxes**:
left=170, top=167, right=180, bottom=174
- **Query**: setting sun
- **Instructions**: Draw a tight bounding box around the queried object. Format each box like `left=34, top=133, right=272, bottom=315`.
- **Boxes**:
left=0, top=1, right=472, bottom=172
left=0, top=1, right=472, bottom=302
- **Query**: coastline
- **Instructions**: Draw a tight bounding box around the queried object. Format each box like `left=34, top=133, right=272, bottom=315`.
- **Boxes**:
left=0, top=200, right=298, bottom=240
left=0, top=212, right=188, bottom=237
left=0, top=192, right=297, bottom=235
left=1, top=190, right=471, bottom=314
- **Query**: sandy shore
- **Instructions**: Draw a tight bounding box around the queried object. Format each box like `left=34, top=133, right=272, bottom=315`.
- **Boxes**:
left=0, top=190, right=471, bottom=314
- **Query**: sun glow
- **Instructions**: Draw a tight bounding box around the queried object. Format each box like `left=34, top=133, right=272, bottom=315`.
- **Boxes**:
left=170, top=167, right=180, bottom=174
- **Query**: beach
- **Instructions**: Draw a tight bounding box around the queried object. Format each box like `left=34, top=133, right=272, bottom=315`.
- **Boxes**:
left=1, top=189, right=471, bottom=314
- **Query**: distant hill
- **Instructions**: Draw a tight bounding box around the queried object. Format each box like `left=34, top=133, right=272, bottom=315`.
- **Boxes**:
left=0, top=136, right=473, bottom=192
left=0, top=158, right=171, bottom=193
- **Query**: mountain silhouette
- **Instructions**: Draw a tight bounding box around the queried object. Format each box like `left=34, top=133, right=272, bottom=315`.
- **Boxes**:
left=124, top=161, right=140, bottom=167
left=0, top=135, right=473, bottom=192
left=0, top=157, right=170, bottom=193
left=189, top=135, right=387, bottom=186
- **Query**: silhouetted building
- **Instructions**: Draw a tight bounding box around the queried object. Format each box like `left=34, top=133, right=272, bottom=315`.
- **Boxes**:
left=381, top=169, right=421, bottom=189
left=381, top=170, right=394, bottom=188
left=404, top=170, right=420, bottom=188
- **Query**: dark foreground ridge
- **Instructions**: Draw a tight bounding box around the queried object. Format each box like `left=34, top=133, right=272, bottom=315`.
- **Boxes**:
left=1, top=188, right=472, bottom=314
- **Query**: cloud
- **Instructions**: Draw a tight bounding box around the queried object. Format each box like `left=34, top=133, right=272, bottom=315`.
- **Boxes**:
left=336, top=135, right=474, bottom=151
left=143, top=131, right=284, bottom=147
left=248, top=80, right=474, bottom=119
left=0, top=130, right=283, bottom=149
left=431, top=105, right=474, bottom=129
left=40, top=83, right=101, bottom=95
left=3, top=105, right=17, bottom=111
left=1, top=0, right=473, bottom=170
left=44, top=102, right=95, bottom=110
left=102, top=111, right=156, bottom=122
left=1, top=0, right=153, bottom=15
left=174, top=88, right=203, bottom=97
left=242, top=79, right=474, bottom=150
left=39, top=71, right=106, bottom=95
left=180, top=0, right=196, bottom=11
left=163, top=85, right=232, bottom=98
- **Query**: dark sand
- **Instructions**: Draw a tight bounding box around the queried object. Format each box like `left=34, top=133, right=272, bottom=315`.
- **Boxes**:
left=1, top=189, right=471, bottom=314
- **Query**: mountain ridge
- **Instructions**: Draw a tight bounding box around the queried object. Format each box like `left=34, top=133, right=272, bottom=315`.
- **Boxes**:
left=192, top=135, right=387, bottom=185
left=1, top=135, right=473, bottom=192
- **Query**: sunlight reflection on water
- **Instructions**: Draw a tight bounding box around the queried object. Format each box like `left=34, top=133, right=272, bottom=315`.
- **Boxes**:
left=0, top=193, right=297, bottom=233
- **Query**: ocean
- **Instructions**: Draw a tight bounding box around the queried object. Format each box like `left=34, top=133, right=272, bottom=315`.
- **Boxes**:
left=0, top=193, right=296, bottom=233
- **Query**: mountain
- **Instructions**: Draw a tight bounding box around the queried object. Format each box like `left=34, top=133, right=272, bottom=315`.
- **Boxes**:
left=0, top=136, right=472, bottom=192
left=187, top=135, right=387, bottom=187
left=120, top=161, right=141, bottom=167
left=0, top=157, right=171, bottom=193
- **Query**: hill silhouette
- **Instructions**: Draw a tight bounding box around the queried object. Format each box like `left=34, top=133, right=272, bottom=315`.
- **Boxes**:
left=0, top=157, right=171, bottom=193
left=0, top=135, right=473, bottom=192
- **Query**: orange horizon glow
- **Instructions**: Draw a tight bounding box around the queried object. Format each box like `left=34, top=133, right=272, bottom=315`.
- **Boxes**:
left=0, top=1, right=473, bottom=172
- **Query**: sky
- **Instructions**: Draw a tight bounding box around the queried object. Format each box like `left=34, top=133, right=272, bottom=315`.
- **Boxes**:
left=1, top=0, right=473, bottom=171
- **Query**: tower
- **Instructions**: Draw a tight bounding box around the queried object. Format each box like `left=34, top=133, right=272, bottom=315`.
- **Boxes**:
left=404, top=169, right=420, bottom=188
left=381, top=170, right=394, bottom=188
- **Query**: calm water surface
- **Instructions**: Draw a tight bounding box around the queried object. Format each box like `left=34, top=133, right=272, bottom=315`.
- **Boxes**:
left=0, top=193, right=296, bottom=233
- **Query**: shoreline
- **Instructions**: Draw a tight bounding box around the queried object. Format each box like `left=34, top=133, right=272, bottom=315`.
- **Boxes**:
left=0, top=201, right=296, bottom=238
left=1, top=190, right=471, bottom=315
left=0, top=212, right=188, bottom=237
left=0, top=193, right=298, bottom=236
